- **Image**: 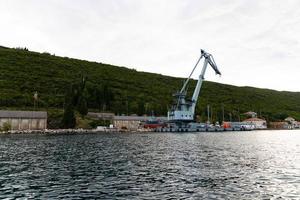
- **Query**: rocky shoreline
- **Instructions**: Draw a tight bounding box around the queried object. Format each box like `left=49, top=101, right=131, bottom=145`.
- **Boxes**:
left=0, top=129, right=117, bottom=135
left=0, top=127, right=155, bottom=135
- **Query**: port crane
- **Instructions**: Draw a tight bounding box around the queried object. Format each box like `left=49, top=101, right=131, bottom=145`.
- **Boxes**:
left=167, top=49, right=221, bottom=123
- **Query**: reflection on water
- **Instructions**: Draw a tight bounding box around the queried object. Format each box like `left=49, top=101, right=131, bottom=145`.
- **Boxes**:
left=0, top=130, right=299, bottom=199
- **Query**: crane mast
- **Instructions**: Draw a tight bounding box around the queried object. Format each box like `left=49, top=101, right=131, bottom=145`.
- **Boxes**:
left=168, top=49, right=221, bottom=122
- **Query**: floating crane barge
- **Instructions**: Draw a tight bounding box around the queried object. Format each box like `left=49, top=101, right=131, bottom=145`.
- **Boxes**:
left=156, top=49, right=253, bottom=132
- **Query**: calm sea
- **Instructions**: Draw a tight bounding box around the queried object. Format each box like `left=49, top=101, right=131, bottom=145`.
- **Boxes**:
left=0, top=130, right=299, bottom=199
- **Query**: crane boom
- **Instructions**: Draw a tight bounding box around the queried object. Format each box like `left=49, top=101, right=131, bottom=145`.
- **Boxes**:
left=191, top=50, right=221, bottom=114
left=168, top=49, right=221, bottom=122
left=179, top=54, right=203, bottom=94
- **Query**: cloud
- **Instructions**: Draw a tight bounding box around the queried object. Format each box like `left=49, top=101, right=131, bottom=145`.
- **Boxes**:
left=0, top=0, right=299, bottom=91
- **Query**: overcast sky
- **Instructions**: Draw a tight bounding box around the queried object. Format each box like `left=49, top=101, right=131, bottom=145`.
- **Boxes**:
left=1, top=0, right=300, bottom=91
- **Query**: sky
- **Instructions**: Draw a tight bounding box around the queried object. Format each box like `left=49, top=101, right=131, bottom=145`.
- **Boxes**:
left=0, top=0, right=300, bottom=92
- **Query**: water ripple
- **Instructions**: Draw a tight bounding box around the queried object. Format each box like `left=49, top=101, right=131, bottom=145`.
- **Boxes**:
left=0, top=131, right=300, bottom=199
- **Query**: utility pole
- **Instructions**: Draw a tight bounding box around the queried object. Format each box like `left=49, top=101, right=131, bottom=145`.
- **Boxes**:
left=207, top=104, right=210, bottom=124
left=211, top=105, right=213, bottom=123
left=33, top=91, right=38, bottom=110
left=126, top=100, right=129, bottom=116
left=222, top=104, right=225, bottom=122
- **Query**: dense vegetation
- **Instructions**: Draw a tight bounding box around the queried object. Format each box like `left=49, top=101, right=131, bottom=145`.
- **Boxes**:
left=0, top=45, right=300, bottom=126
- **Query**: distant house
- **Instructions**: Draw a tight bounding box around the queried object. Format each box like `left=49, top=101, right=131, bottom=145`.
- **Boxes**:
left=284, top=117, right=298, bottom=129
left=0, top=110, right=47, bottom=130
left=243, top=117, right=267, bottom=129
left=244, top=111, right=257, bottom=118
left=285, top=117, right=296, bottom=123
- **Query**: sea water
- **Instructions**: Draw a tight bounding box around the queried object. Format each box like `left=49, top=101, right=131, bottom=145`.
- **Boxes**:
left=0, top=130, right=299, bottom=199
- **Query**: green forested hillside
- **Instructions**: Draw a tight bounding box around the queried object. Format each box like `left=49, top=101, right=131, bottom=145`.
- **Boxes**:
left=0, top=46, right=300, bottom=122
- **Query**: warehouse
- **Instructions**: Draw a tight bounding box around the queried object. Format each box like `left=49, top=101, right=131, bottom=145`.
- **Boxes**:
left=0, top=110, right=47, bottom=130
left=113, top=115, right=167, bottom=131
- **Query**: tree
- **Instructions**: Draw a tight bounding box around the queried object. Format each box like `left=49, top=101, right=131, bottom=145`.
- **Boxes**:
left=102, top=84, right=114, bottom=111
left=61, top=103, right=76, bottom=128
left=77, top=96, right=88, bottom=117
left=95, top=87, right=103, bottom=112
left=75, top=76, right=89, bottom=117
left=1, top=122, right=11, bottom=132
left=137, top=101, right=145, bottom=116
left=61, top=85, right=76, bottom=128
left=61, top=75, right=90, bottom=127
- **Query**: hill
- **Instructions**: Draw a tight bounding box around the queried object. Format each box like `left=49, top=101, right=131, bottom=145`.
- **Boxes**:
left=0, top=46, right=300, bottom=124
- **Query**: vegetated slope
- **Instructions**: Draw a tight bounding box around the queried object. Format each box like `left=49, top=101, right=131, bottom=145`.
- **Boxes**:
left=0, top=46, right=299, bottom=121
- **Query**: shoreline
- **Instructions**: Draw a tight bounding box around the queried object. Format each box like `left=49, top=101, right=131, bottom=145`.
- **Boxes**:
left=0, top=128, right=299, bottom=135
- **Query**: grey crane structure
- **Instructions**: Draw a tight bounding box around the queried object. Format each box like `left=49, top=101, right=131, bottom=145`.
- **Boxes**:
left=167, top=49, right=221, bottom=124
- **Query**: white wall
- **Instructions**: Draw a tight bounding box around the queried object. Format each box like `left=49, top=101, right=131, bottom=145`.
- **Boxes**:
left=0, top=118, right=47, bottom=130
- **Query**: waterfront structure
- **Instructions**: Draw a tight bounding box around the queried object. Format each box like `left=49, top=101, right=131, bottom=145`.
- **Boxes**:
left=0, top=110, right=47, bottom=130
left=87, top=112, right=114, bottom=121
left=87, top=112, right=167, bottom=131
left=113, top=115, right=167, bottom=131
left=242, top=117, right=267, bottom=129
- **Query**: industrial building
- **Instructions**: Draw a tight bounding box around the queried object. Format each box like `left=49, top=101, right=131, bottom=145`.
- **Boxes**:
left=113, top=115, right=167, bottom=131
left=87, top=112, right=167, bottom=131
left=87, top=112, right=114, bottom=121
left=0, top=110, right=47, bottom=130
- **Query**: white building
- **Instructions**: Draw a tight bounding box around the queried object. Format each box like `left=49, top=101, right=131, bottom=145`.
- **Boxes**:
left=0, top=110, right=47, bottom=130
